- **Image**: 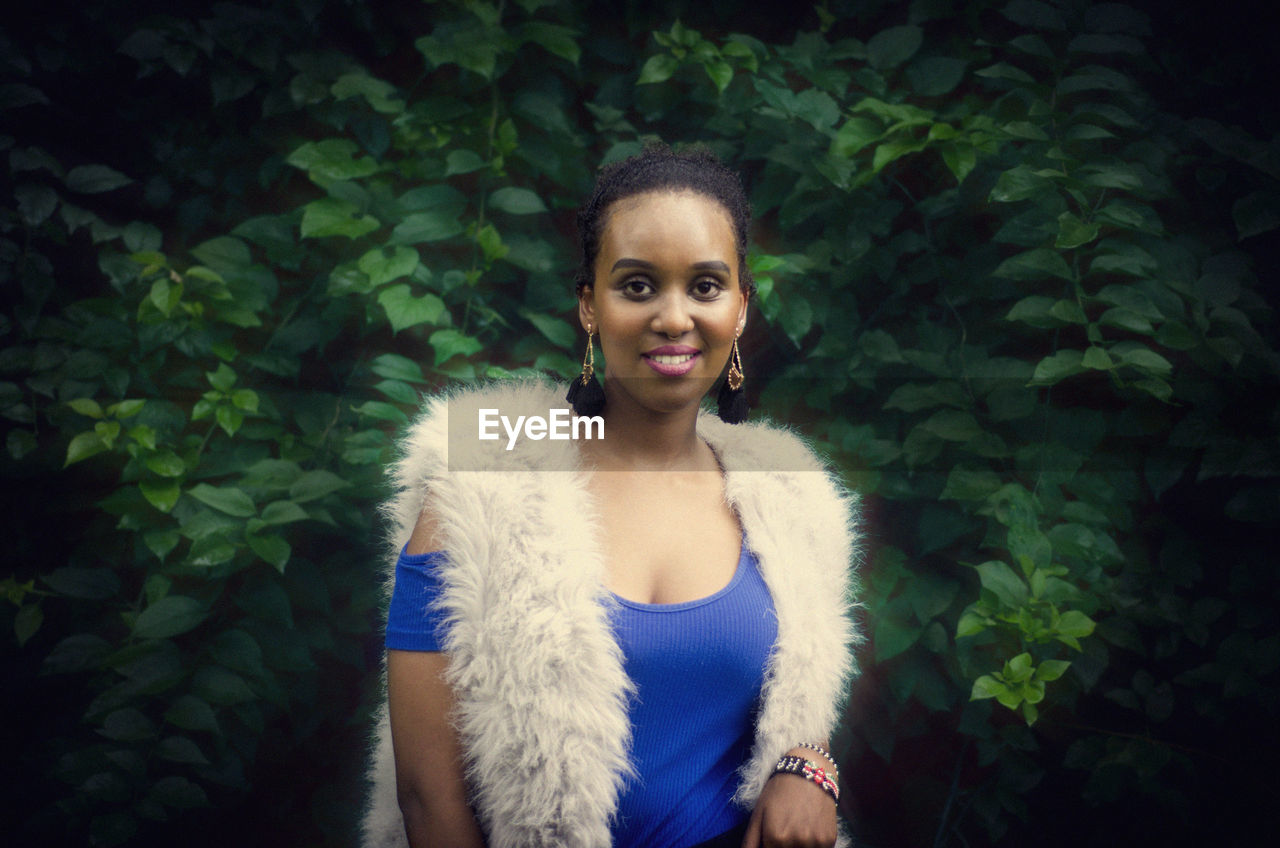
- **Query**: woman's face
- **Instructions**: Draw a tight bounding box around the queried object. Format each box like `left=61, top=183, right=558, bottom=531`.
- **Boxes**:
left=579, top=190, right=748, bottom=417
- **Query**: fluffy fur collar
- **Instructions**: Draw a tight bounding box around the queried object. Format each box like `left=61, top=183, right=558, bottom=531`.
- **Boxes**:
left=362, top=381, right=860, bottom=848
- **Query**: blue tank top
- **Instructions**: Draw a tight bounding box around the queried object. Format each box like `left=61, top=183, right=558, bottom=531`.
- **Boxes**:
left=385, top=544, right=778, bottom=848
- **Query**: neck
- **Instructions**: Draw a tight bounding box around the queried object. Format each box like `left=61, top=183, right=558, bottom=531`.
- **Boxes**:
left=579, top=383, right=710, bottom=472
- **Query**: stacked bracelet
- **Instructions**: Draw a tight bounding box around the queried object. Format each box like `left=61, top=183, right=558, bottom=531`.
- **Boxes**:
left=794, top=742, right=839, bottom=783
left=772, top=754, right=840, bottom=803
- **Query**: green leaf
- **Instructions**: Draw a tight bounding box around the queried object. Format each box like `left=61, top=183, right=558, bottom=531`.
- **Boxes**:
left=191, top=666, right=256, bottom=706
left=352, top=400, right=410, bottom=423
left=65, top=431, right=107, bottom=466
left=994, top=248, right=1074, bottom=281
left=377, top=284, right=446, bottom=333
left=157, top=736, right=209, bottom=765
left=107, top=399, right=146, bottom=419
left=975, top=560, right=1028, bottom=607
left=638, top=53, right=679, bottom=84
left=287, top=139, right=380, bottom=181
left=371, top=353, right=426, bottom=384
left=206, top=362, right=236, bottom=392
left=140, top=479, right=180, bottom=513
left=68, top=398, right=104, bottom=418
left=874, top=600, right=922, bottom=662
left=1007, top=295, right=1059, bottom=328
left=488, top=187, right=547, bottom=215
left=260, top=500, right=308, bottom=525
left=1057, top=610, right=1096, bottom=639
left=1233, top=190, right=1280, bottom=240
left=920, top=409, right=982, bottom=441
left=247, top=533, right=291, bottom=572
left=100, top=708, right=157, bottom=742
left=444, top=149, right=486, bottom=176
left=1079, top=162, right=1145, bottom=191
left=15, top=183, right=57, bottom=225
left=390, top=211, right=465, bottom=244
left=970, top=674, right=1007, bottom=701
left=831, top=117, right=882, bottom=158
left=187, top=483, right=256, bottom=517
left=906, top=56, right=967, bottom=96
left=989, top=165, right=1052, bottom=203
left=1035, top=659, right=1071, bottom=682
left=523, top=311, right=576, bottom=349
left=1099, top=308, right=1154, bottom=335
left=1056, top=212, right=1100, bottom=248
left=43, top=567, right=120, bottom=600
left=975, top=62, right=1035, bottom=83
left=1003, top=652, right=1034, bottom=683
left=1002, top=0, right=1066, bottom=30
left=150, top=776, right=208, bottom=810
left=330, top=72, right=405, bottom=114
left=65, top=164, right=132, bottom=193
left=941, top=467, right=1003, bottom=501
left=430, top=328, right=484, bottom=365
left=1115, top=344, right=1172, bottom=378
left=15, top=603, right=43, bottom=645
left=376, top=379, right=420, bottom=405
left=144, top=529, right=180, bottom=561
left=1029, top=349, right=1086, bottom=385
left=866, top=25, right=922, bottom=69
left=1002, top=121, right=1049, bottom=141
left=190, top=236, right=251, bottom=275
left=520, top=22, right=580, bottom=65
left=1049, top=299, right=1087, bottom=324
left=704, top=59, right=734, bottom=93
left=289, top=470, right=349, bottom=503
left=300, top=198, right=379, bottom=239
left=1082, top=346, right=1115, bottom=369
left=358, top=246, right=420, bottom=286
left=133, top=596, right=207, bottom=639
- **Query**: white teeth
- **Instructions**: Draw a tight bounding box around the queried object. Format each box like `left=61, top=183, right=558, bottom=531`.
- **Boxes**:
left=651, top=354, right=695, bottom=365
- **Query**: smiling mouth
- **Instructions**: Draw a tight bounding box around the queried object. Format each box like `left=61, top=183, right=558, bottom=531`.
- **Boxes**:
left=648, top=353, right=696, bottom=365
left=642, top=350, right=701, bottom=376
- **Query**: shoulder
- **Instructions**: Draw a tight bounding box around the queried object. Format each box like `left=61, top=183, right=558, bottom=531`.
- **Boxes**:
left=698, top=411, right=831, bottom=476
left=699, top=410, right=855, bottom=531
left=392, top=379, right=575, bottom=485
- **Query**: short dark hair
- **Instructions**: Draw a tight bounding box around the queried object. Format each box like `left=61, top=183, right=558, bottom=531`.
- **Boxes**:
left=574, top=144, right=755, bottom=299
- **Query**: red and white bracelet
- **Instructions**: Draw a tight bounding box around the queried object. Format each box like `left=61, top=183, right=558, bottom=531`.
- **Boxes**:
left=772, top=754, right=840, bottom=803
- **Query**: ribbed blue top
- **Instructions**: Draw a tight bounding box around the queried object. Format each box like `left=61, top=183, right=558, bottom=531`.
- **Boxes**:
left=385, top=544, right=778, bottom=848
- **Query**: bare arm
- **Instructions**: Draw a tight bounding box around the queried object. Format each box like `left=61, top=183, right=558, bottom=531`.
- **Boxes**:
left=386, top=513, right=486, bottom=848
left=741, top=743, right=840, bottom=848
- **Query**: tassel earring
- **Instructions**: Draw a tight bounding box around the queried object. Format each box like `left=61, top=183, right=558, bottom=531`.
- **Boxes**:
left=566, top=324, right=606, bottom=416
left=717, top=336, right=748, bottom=424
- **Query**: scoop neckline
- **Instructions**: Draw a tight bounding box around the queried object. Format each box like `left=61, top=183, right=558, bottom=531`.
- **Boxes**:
left=610, top=545, right=750, bottom=612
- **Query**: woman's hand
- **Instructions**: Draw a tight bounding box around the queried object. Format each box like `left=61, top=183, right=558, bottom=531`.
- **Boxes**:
left=740, top=767, right=839, bottom=848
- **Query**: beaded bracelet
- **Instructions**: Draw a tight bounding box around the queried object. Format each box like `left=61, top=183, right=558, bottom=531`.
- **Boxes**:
left=772, top=754, right=840, bottom=803
left=794, top=742, right=839, bottom=783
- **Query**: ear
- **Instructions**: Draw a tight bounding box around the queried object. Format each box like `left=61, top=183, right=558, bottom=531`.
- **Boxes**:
left=735, top=285, right=748, bottom=336
left=578, top=285, right=596, bottom=332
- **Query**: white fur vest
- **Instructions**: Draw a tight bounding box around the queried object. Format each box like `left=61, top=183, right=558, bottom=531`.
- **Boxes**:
left=361, top=381, right=860, bottom=848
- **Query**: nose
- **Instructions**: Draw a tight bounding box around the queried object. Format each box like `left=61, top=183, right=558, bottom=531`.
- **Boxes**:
left=651, top=291, right=694, bottom=339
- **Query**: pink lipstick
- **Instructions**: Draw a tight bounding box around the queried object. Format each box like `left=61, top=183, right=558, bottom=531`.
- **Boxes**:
left=643, top=345, right=701, bottom=376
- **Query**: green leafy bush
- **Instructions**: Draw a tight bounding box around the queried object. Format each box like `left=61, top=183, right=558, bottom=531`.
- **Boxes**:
left=2, top=0, right=1276, bottom=845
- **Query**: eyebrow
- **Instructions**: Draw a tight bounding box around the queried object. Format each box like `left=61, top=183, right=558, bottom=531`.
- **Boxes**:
left=610, top=258, right=732, bottom=273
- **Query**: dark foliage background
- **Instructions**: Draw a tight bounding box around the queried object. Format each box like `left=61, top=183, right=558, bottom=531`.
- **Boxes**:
left=2, top=1, right=1277, bottom=845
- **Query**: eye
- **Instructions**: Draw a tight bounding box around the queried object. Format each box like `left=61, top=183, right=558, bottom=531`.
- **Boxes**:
left=621, top=277, right=653, bottom=298
left=692, top=278, right=725, bottom=299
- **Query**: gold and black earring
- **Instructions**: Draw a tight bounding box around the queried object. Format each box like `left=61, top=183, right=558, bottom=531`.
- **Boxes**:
left=566, top=323, right=606, bottom=416
left=716, top=336, right=748, bottom=423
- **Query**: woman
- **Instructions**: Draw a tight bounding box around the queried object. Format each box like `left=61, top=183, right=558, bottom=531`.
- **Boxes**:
left=362, top=146, right=860, bottom=848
